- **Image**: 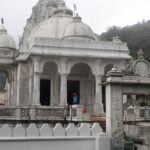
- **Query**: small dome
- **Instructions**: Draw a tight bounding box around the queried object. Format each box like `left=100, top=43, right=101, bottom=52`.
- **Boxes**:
left=0, top=25, right=16, bottom=49
left=64, top=14, right=96, bottom=40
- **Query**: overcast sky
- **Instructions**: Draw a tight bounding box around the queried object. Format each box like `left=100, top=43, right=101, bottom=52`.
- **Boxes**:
left=0, top=0, right=150, bottom=45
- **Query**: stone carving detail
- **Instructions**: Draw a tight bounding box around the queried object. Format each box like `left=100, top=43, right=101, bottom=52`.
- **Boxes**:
left=0, top=107, right=69, bottom=120
left=19, top=63, right=29, bottom=105
left=111, top=86, right=124, bottom=147
left=0, top=50, right=13, bottom=57
left=21, top=108, right=29, bottom=117
left=0, top=108, right=15, bottom=116
left=32, top=56, right=41, bottom=73
left=133, top=59, right=150, bottom=77
left=36, top=108, right=65, bottom=118
left=138, top=49, right=144, bottom=59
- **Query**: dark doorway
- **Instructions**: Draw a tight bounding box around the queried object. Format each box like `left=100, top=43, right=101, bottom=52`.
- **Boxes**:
left=67, top=80, right=80, bottom=105
left=40, top=79, right=51, bottom=106
left=102, top=85, right=106, bottom=112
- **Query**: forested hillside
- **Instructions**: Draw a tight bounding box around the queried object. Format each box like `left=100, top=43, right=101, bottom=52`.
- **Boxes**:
left=99, top=20, right=150, bottom=61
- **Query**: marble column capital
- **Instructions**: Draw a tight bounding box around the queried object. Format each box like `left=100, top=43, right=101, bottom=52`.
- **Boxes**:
left=92, top=68, right=104, bottom=78
left=31, top=56, right=41, bottom=63
left=95, top=58, right=103, bottom=65
left=94, top=73, right=104, bottom=79
left=28, top=59, right=33, bottom=66
left=32, top=56, right=42, bottom=74
left=59, top=73, right=69, bottom=76
left=33, top=72, right=41, bottom=75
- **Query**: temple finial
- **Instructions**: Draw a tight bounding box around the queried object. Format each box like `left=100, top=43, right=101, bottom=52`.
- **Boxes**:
left=73, top=3, right=77, bottom=17
left=113, top=26, right=117, bottom=37
left=1, top=18, right=5, bottom=30
left=1, top=18, right=4, bottom=25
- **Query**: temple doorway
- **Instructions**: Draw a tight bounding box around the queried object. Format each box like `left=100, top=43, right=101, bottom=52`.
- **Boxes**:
left=40, top=79, right=51, bottom=106
left=67, top=80, right=80, bottom=105
left=68, top=63, right=94, bottom=110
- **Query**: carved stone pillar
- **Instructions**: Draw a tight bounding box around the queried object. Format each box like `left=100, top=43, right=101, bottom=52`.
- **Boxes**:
left=33, top=73, right=40, bottom=105
left=16, top=63, right=30, bottom=106
left=92, top=59, right=104, bottom=114
left=58, top=57, right=69, bottom=107
left=10, top=79, right=14, bottom=105
left=59, top=73, right=67, bottom=106
left=28, top=60, right=33, bottom=105
left=94, top=74, right=104, bottom=114
left=32, top=56, right=41, bottom=105
left=105, top=68, right=124, bottom=149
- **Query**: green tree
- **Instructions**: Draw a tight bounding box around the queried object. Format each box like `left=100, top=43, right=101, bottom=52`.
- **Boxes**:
left=99, top=20, right=150, bottom=61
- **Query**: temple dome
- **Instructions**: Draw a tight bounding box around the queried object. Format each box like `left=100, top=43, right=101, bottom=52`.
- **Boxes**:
left=28, top=1, right=73, bottom=43
left=28, top=2, right=96, bottom=47
left=63, top=14, right=96, bottom=40
left=0, top=26, right=16, bottom=49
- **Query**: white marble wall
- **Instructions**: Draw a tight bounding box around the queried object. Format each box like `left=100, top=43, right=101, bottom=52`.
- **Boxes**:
left=0, top=123, right=104, bottom=137
left=0, top=123, right=110, bottom=150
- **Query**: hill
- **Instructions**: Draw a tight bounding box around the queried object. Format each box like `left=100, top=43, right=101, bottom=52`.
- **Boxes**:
left=99, top=20, right=150, bottom=61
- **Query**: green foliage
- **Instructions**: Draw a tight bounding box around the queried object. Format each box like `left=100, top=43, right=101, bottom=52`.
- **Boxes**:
left=99, top=20, right=150, bottom=61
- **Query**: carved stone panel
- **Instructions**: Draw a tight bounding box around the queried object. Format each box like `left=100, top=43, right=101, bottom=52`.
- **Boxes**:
left=106, top=83, right=124, bottom=149
left=19, top=63, right=29, bottom=106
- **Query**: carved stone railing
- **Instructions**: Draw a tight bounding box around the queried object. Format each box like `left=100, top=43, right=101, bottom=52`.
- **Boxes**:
left=35, top=107, right=66, bottom=120
left=0, top=105, right=90, bottom=122
left=0, top=106, right=69, bottom=121
left=0, top=107, right=16, bottom=117
left=124, top=106, right=150, bottom=121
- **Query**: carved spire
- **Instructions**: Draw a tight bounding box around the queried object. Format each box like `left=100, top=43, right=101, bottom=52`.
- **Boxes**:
left=1, top=18, right=4, bottom=29
left=60, top=0, right=65, bottom=6
left=21, top=0, right=62, bottom=44
left=53, top=0, right=73, bottom=16
left=73, top=4, right=76, bottom=17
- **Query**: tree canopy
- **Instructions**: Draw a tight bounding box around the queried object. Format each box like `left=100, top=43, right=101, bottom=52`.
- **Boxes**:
left=99, top=20, right=150, bottom=61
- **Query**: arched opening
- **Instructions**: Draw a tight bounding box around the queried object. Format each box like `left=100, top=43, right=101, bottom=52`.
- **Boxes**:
left=40, top=61, right=59, bottom=106
left=68, top=63, right=94, bottom=111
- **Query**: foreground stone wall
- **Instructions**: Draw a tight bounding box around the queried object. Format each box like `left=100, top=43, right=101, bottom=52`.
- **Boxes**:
left=0, top=123, right=110, bottom=150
